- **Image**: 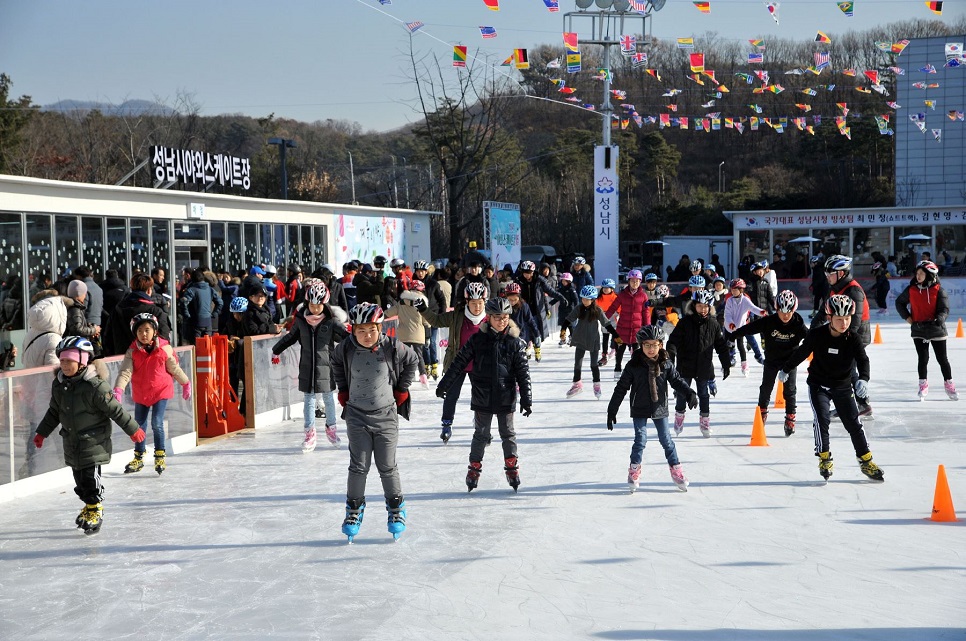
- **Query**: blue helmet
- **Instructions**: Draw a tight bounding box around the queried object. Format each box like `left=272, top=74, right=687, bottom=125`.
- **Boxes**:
left=692, top=290, right=716, bottom=306
left=688, top=275, right=706, bottom=288
left=229, top=297, right=249, bottom=313
left=579, top=285, right=599, bottom=300
left=644, top=273, right=658, bottom=282
left=601, top=278, right=616, bottom=289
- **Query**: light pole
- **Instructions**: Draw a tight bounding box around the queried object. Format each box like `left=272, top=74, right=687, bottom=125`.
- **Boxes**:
left=718, top=161, right=725, bottom=193
left=348, top=151, right=358, bottom=205
left=267, top=137, right=296, bottom=199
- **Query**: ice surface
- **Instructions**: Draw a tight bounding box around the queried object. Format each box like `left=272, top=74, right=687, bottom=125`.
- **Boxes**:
left=1, top=320, right=964, bottom=640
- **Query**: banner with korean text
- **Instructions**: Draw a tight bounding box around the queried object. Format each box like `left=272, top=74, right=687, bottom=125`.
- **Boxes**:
left=594, top=146, right=620, bottom=283
left=484, top=201, right=522, bottom=271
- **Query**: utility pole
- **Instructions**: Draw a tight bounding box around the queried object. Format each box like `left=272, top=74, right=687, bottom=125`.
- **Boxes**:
left=348, top=151, right=358, bottom=205
left=267, top=138, right=296, bottom=199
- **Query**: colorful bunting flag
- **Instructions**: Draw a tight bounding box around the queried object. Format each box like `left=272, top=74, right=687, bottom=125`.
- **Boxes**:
left=925, top=1, right=942, bottom=15
left=514, top=48, right=529, bottom=70
left=946, top=59, right=962, bottom=68
left=405, top=21, right=425, bottom=33
left=814, top=52, right=830, bottom=69
left=501, top=54, right=513, bottom=66
left=690, top=53, right=705, bottom=73
left=887, top=101, right=901, bottom=109
left=765, top=2, right=779, bottom=24
left=378, top=0, right=391, bottom=4
left=875, top=42, right=892, bottom=52
left=888, top=66, right=905, bottom=75
left=946, top=43, right=964, bottom=61
left=815, top=31, right=832, bottom=44
left=932, top=128, right=942, bottom=142
left=920, top=64, right=937, bottom=73
left=482, top=0, right=500, bottom=11
left=704, top=70, right=717, bottom=83
left=646, top=68, right=662, bottom=81
left=925, top=99, right=936, bottom=110
left=677, top=38, right=695, bottom=50
left=749, top=104, right=763, bottom=113
left=620, top=35, right=637, bottom=55
left=453, top=45, right=467, bottom=68
left=749, top=39, right=765, bottom=49
left=547, top=58, right=561, bottom=69
left=479, top=26, right=497, bottom=39
left=543, top=0, right=560, bottom=11
left=837, top=1, right=853, bottom=16
left=631, top=52, right=648, bottom=67
left=892, top=40, right=910, bottom=55
left=563, top=32, right=579, bottom=52
left=693, top=1, right=711, bottom=13
left=864, top=70, right=879, bottom=84
left=748, top=53, right=764, bottom=64
left=836, top=102, right=849, bottom=116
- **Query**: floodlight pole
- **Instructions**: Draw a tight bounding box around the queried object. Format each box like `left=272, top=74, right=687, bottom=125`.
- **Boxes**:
left=267, top=137, right=296, bottom=200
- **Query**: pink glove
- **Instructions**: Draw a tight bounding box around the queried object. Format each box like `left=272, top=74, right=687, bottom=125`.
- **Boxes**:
left=112, top=387, right=123, bottom=403
left=33, top=434, right=44, bottom=449
left=271, top=354, right=280, bottom=365
left=131, top=428, right=145, bottom=444
left=182, top=382, right=192, bottom=400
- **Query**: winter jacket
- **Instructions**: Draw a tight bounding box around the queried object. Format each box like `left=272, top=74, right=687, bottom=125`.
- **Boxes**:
left=180, top=280, right=222, bottom=326
left=66, top=300, right=98, bottom=340
left=332, top=334, right=419, bottom=419
left=325, top=277, right=349, bottom=312
left=566, top=304, right=617, bottom=352
left=723, top=293, right=766, bottom=332
left=782, top=324, right=870, bottom=388
left=811, top=267, right=830, bottom=301
left=420, top=305, right=485, bottom=371
left=598, top=289, right=618, bottom=318
left=82, top=277, right=103, bottom=326
left=354, top=272, right=383, bottom=307
left=242, top=304, right=275, bottom=337
left=606, top=286, right=651, bottom=344
left=895, top=281, right=949, bottom=341
left=100, top=276, right=129, bottom=327
left=667, top=310, right=730, bottom=380
left=22, top=294, right=68, bottom=368
left=272, top=306, right=349, bottom=394
left=571, top=267, right=594, bottom=291
left=35, top=366, right=141, bottom=469
left=514, top=273, right=564, bottom=321
left=557, top=283, right=580, bottom=327
left=438, top=279, right=453, bottom=309
left=384, top=291, right=431, bottom=344
left=103, top=291, right=172, bottom=357
left=813, top=276, right=871, bottom=346
left=114, top=337, right=190, bottom=407
left=869, top=274, right=890, bottom=307
left=608, top=349, right=693, bottom=420
left=0, top=293, right=23, bottom=330
left=437, top=321, right=532, bottom=414
left=750, top=277, right=775, bottom=313
left=510, top=302, right=541, bottom=346
left=218, top=281, right=240, bottom=331
left=729, top=312, right=808, bottom=366
left=415, top=275, right=448, bottom=314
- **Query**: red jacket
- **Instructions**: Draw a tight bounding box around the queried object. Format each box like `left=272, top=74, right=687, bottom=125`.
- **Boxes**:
left=606, top=286, right=651, bottom=344
left=119, top=337, right=188, bottom=407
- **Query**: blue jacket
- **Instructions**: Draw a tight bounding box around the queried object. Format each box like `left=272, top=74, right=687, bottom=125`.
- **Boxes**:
left=180, top=281, right=222, bottom=326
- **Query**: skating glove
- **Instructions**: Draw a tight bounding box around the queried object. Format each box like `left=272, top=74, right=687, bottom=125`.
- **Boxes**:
left=777, top=370, right=789, bottom=383
left=412, top=297, right=428, bottom=313
left=182, top=382, right=192, bottom=400
left=131, top=428, right=146, bottom=444
left=393, top=390, right=409, bottom=407
left=112, top=387, right=123, bottom=404
left=271, top=354, right=280, bottom=365
left=606, top=415, right=616, bottom=431
left=686, top=390, right=698, bottom=410
left=338, top=391, right=349, bottom=407
left=32, top=433, right=44, bottom=449
left=521, top=404, right=532, bottom=417
left=721, top=365, right=731, bottom=381
left=855, top=379, right=869, bottom=398
left=613, top=336, right=623, bottom=346
left=435, top=387, right=447, bottom=399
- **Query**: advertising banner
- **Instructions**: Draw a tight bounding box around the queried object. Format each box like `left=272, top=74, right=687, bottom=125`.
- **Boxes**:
left=485, top=201, right=522, bottom=270
left=335, top=214, right=405, bottom=272
left=594, top=145, right=620, bottom=284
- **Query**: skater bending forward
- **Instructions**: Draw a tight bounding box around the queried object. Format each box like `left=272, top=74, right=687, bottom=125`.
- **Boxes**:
left=332, top=303, right=419, bottom=541
left=779, top=295, right=883, bottom=482
left=607, top=325, right=698, bottom=492
left=436, top=298, right=532, bottom=492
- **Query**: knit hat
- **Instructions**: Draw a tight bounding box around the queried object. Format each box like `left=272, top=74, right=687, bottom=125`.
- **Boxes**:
left=59, top=348, right=90, bottom=366
left=67, top=280, right=88, bottom=299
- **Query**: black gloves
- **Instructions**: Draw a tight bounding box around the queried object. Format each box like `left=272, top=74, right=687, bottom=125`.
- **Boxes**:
left=412, top=297, right=428, bottom=312
left=721, top=365, right=731, bottom=380
left=521, top=404, right=532, bottom=417
left=435, top=387, right=446, bottom=399
left=686, top=390, right=698, bottom=410
left=607, top=415, right=616, bottom=431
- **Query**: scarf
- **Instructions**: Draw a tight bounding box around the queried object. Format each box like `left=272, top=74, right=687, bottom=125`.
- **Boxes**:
left=646, top=356, right=661, bottom=400
left=304, top=312, right=325, bottom=328
left=465, top=306, right=486, bottom=325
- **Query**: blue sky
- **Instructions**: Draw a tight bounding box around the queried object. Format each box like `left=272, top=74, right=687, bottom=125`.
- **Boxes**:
left=1, top=0, right=960, bottom=132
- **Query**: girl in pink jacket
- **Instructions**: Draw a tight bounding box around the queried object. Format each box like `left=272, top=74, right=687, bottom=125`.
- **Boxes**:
left=722, top=279, right=767, bottom=376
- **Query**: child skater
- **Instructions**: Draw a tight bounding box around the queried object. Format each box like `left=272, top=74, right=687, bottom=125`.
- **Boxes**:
left=597, top=278, right=618, bottom=367
left=224, top=296, right=248, bottom=397
left=566, top=285, right=621, bottom=399
left=436, top=297, right=532, bottom=492
left=606, top=270, right=650, bottom=378
left=332, top=302, right=419, bottom=542
left=32, top=337, right=145, bottom=535
left=113, top=313, right=191, bottom=475
left=779, top=295, right=883, bottom=482
left=895, top=260, right=958, bottom=401
left=384, top=280, right=432, bottom=389
left=556, top=273, right=579, bottom=346
left=868, top=262, right=890, bottom=314
left=608, top=325, right=698, bottom=491
left=727, top=291, right=807, bottom=436
left=504, top=282, right=541, bottom=361
left=271, top=282, right=349, bottom=452
left=722, top=278, right=767, bottom=376
left=667, top=290, right=731, bottom=437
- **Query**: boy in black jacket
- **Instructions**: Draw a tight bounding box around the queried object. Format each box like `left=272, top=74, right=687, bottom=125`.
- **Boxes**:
left=779, top=294, right=883, bottom=482
left=727, top=290, right=808, bottom=436
left=436, top=297, right=532, bottom=492
left=608, top=325, right=698, bottom=492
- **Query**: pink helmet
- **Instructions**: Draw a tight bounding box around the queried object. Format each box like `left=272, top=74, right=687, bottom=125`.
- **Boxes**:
left=559, top=272, right=573, bottom=282
left=627, top=269, right=643, bottom=280
left=408, top=279, right=426, bottom=292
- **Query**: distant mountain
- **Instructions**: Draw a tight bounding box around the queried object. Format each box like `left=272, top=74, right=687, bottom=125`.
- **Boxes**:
left=42, top=99, right=176, bottom=116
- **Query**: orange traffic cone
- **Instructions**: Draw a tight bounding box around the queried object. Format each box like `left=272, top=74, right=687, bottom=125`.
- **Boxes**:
left=873, top=324, right=883, bottom=344
left=774, top=380, right=786, bottom=409
left=956, top=318, right=964, bottom=339
left=930, top=465, right=958, bottom=522
left=749, top=406, right=769, bottom=446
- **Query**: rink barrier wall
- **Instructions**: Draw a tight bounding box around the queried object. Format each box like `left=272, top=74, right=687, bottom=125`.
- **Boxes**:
left=0, top=347, right=197, bottom=503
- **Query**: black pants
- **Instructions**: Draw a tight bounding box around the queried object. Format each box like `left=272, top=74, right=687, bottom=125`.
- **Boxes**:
left=613, top=343, right=629, bottom=372
left=759, top=363, right=797, bottom=414
left=470, top=411, right=517, bottom=462
left=808, top=383, right=870, bottom=458
left=73, top=465, right=103, bottom=505
left=914, top=338, right=952, bottom=380
left=574, top=348, right=601, bottom=383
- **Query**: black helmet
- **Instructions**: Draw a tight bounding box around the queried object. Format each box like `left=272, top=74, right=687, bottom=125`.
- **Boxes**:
left=485, top=298, right=512, bottom=315
left=374, top=255, right=387, bottom=267
left=636, top=325, right=666, bottom=343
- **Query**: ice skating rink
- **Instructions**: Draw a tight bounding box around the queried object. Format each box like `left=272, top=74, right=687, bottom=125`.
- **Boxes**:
left=2, top=319, right=964, bottom=640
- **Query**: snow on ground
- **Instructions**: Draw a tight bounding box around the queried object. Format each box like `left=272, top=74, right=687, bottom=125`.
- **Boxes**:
left=1, top=319, right=965, bottom=640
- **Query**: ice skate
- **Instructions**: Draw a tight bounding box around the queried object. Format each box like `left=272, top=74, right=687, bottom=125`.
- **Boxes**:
left=419, top=374, right=430, bottom=390
left=124, top=451, right=144, bottom=474
left=783, top=413, right=796, bottom=437
left=315, top=407, right=325, bottom=419
left=301, top=427, right=317, bottom=453
left=440, top=420, right=452, bottom=444
left=566, top=381, right=583, bottom=398
left=740, top=361, right=749, bottom=377
left=466, top=461, right=482, bottom=492
left=534, top=347, right=542, bottom=362
left=858, top=452, right=884, bottom=482
left=154, top=449, right=166, bottom=475
left=627, top=463, right=642, bottom=492
left=430, top=363, right=439, bottom=380
left=81, top=503, right=102, bottom=535
left=944, top=380, right=959, bottom=401
left=760, top=408, right=769, bottom=424
left=342, top=499, right=365, bottom=543
left=708, top=380, right=717, bottom=397
left=558, top=330, right=567, bottom=347
left=699, top=414, right=711, bottom=438
left=856, top=401, right=874, bottom=420
left=918, top=379, right=929, bottom=401
left=324, top=425, right=340, bottom=446
left=673, top=411, right=686, bottom=435
left=597, top=354, right=608, bottom=367
left=75, top=505, right=91, bottom=528
left=669, top=464, right=689, bottom=491
left=755, top=354, right=765, bottom=365
left=593, top=383, right=602, bottom=399
left=504, top=457, right=520, bottom=492
left=818, top=451, right=833, bottom=481
left=386, top=496, right=407, bottom=540
left=613, top=369, right=622, bottom=380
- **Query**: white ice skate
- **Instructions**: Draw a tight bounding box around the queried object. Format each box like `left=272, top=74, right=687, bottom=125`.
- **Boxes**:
left=945, top=380, right=959, bottom=401
left=918, top=379, right=929, bottom=401
left=628, top=463, right=642, bottom=492
left=301, top=427, right=317, bottom=453
left=669, top=464, right=689, bottom=491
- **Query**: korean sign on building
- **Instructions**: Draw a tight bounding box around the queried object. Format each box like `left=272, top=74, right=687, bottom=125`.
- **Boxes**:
left=150, top=145, right=251, bottom=190
left=733, top=208, right=966, bottom=230
left=594, top=145, right=619, bottom=284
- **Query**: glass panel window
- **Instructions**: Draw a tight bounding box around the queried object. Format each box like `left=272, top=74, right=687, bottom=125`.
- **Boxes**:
left=54, top=215, right=78, bottom=281
left=106, top=218, right=128, bottom=277
left=210, top=222, right=227, bottom=274
left=25, top=215, right=52, bottom=307
left=313, top=226, right=327, bottom=271
left=244, top=223, right=258, bottom=269
left=853, top=227, right=891, bottom=275
left=0, top=213, right=25, bottom=331
left=260, top=224, right=273, bottom=268
left=151, top=220, right=170, bottom=275
left=81, top=217, right=104, bottom=276
left=895, top=225, right=933, bottom=276
left=301, top=225, right=312, bottom=272
left=738, top=229, right=770, bottom=280
left=129, top=219, right=149, bottom=278
left=274, top=224, right=285, bottom=268
left=936, top=225, right=966, bottom=276
left=226, top=224, right=242, bottom=276
left=772, top=230, right=809, bottom=279
left=288, top=225, right=300, bottom=270
left=173, top=222, right=206, bottom=241
left=812, top=229, right=849, bottom=264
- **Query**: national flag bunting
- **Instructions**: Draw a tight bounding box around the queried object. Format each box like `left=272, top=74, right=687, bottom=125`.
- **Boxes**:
left=690, top=52, right=705, bottom=73
left=837, top=1, right=853, bottom=16
left=543, top=0, right=559, bottom=11
left=620, top=35, right=637, bottom=55
left=925, top=1, right=942, bottom=15
left=814, top=52, right=830, bottom=69
left=748, top=53, right=763, bottom=64
left=479, top=26, right=497, bottom=39
left=483, top=0, right=499, bottom=10
left=693, top=1, right=710, bottom=13
left=646, top=68, right=662, bottom=81
left=453, top=45, right=467, bottom=68
left=563, top=32, right=579, bottom=52
left=567, top=53, right=581, bottom=73
left=749, top=39, right=765, bottom=50
left=864, top=70, right=879, bottom=84
left=815, top=31, right=832, bottom=44
left=765, top=2, right=779, bottom=24
left=631, top=51, right=648, bottom=67
left=892, top=40, right=910, bottom=55
left=405, top=21, right=424, bottom=33
left=677, top=37, right=694, bottom=49
left=920, top=64, right=937, bottom=73
left=514, top=48, right=529, bottom=70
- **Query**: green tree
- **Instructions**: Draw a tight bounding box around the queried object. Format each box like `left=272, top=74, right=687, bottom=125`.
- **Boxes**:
left=0, top=74, right=38, bottom=173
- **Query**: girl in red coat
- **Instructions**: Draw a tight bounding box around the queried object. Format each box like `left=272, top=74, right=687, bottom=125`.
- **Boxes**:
left=605, top=270, right=651, bottom=379
left=113, top=313, right=191, bottom=475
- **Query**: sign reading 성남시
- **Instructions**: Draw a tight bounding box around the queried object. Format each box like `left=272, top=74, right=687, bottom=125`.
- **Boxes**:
left=594, top=145, right=619, bottom=284
left=150, top=145, right=251, bottom=190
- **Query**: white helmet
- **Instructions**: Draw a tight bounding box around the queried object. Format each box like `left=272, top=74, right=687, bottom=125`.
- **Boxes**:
left=464, top=282, right=489, bottom=300
left=306, top=283, right=330, bottom=305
